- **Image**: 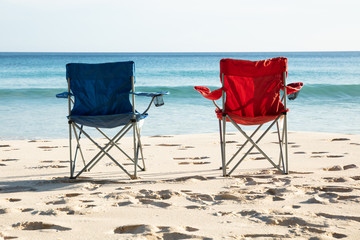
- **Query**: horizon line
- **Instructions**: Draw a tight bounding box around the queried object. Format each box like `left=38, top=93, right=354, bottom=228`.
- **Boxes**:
left=1, top=50, right=359, bottom=54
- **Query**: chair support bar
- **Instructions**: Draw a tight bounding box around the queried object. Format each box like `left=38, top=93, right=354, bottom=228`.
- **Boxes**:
left=225, top=114, right=285, bottom=176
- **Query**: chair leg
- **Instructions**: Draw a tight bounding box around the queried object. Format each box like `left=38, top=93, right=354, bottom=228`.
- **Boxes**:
left=219, top=119, right=223, bottom=170
left=220, top=117, right=227, bottom=177
left=72, top=124, right=87, bottom=171
left=284, top=114, right=289, bottom=174
left=276, top=121, right=286, bottom=173
left=69, top=122, right=74, bottom=179
left=135, top=124, right=145, bottom=171
left=132, top=121, right=138, bottom=179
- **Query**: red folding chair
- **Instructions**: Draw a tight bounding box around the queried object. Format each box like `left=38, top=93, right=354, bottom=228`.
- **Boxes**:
left=195, top=57, right=303, bottom=176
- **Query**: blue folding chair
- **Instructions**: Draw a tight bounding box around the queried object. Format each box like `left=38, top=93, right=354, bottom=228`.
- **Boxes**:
left=57, top=61, right=168, bottom=179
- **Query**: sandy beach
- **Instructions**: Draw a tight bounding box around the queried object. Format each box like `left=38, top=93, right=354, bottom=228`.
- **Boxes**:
left=1, top=131, right=360, bottom=239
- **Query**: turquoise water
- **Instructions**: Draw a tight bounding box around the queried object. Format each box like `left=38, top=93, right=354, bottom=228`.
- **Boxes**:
left=1, top=52, right=359, bottom=140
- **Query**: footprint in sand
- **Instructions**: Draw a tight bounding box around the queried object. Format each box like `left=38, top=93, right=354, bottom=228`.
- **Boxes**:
left=317, top=186, right=353, bottom=193
left=31, top=209, right=58, bottom=216
left=241, top=210, right=328, bottom=232
left=242, top=234, right=290, bottom=238
left=37, top=146, right=59, bottom=151
left=187, top=193, right=214, bottom=202
left=322, top=177, right=348, bottom=183
left=331, top=138, right=350, bottom=142
left=56, top=207, right=76, bottom=215
left=302, top=196, right=327, bottom=204
left=319, top=192, right=360, bottom=202
left=20, top=208, right=34, bottom=212
left=326, top=155, right=344, bottom=158
left=193, top=161, right=211, bottom=165
left=114, top=224, right=158, bottom=234
left=173, top=156, right=209, bottom=160
left=323, top=164, right=358, bottom=171
left=331, top=233, right=348, bottom=239
left=0, top=208, right=8, bottom=214
left=178, top=161, right=210, bottom=165
left=178, top=162, right=190, bottom=165
left=294, top=151, right=306, bottom=154
left=28, top=140, right=50, bottom=143
left=316, top=212, right=360, bottom=222
left=323, top=165, right=343, bottom=171
left=185, top=205, right=207, bottom=210
left=46, top=198, right=67, bottom=205
left=150, top=135, right=174, bottom=138
left=27, top=165, right=67, bottom=169
left=112, top=201, right=134, bottom=207
left=156, top=143, right=182, bottom=147
left=64, top=193, right=83, bottom=198
left=170, top=175, right=208, bottom=183
left=251, top=157, right=267, bottom=160
left=138, top=199, right=171, bottom=208
left=82, top=183, right=101, bottom=191
left=343, top=164, right=358, bottom=170
left=40, top=160, right=54, bottom=164
left=114, top=224, right=206, bottom=239
left=350, top=142, right=360, bottom=146
left=7, top=198, right=21, bottom=202
left=177, top=145, right=195, bottom=150
left=2, top=158, right=19, bottom=162
left=12, top=221, right=71, bottom=231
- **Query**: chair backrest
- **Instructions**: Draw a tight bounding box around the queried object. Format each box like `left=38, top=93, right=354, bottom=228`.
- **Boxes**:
left=66, top=61, right=134, bottom=116
left=220, top=57, right=287, bottom=118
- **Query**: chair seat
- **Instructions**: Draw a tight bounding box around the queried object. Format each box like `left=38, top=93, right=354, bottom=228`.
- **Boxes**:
left=69, top=113, right=147, bottom=128
left=216, top=110, right=286, bottom=125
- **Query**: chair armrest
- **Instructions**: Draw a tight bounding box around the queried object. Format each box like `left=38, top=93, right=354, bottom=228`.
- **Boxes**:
left=131, top=91, right=169, bottom=97
left=56, top=92, right=73, bottom=98
left=281, top=82, right=303, bottom=95
left=281, top=82, right=303, bottom=100
left=135, top=91, right=169, bottom=114
left=194, top=86, right=223, bottom=100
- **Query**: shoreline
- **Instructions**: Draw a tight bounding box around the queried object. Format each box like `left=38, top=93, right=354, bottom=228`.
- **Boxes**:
left=1, top=131, right=360, bottom=239
left=2, top=129, right=360, bottom=141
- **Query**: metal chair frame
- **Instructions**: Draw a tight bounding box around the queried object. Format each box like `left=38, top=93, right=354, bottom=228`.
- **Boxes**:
left=66, top=76, right=162, bottom=179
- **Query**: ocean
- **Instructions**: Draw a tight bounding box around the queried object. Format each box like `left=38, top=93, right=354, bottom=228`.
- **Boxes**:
left=1, top=52, right=359, bottom=140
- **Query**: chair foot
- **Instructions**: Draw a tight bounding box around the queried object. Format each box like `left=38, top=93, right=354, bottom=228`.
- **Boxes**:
left=130, top=175, right=138, bottom=180
left=69, top=176, right=76, bottom=180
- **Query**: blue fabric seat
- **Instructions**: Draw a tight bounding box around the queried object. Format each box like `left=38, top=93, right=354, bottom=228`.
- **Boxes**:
left=66, top=61, right=144, bottom=127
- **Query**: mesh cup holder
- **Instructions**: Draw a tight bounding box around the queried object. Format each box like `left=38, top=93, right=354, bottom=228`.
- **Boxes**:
left=288, top=91, right=300, bottom=100
left=154, top=95, right=164, bottom=107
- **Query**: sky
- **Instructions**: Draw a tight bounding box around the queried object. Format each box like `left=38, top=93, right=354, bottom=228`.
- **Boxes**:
left=0, top=0, right=359, bottom=52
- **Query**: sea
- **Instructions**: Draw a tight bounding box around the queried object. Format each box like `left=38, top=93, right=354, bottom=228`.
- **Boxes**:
left=1, top=52, right=359, bottom=140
